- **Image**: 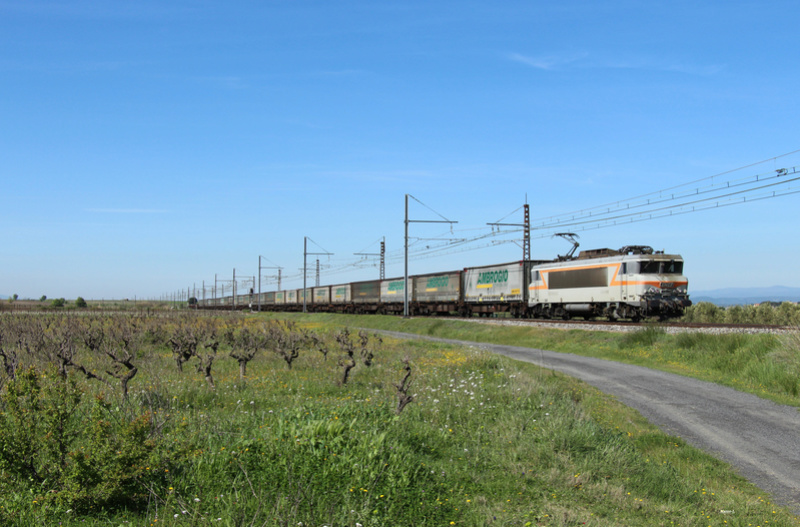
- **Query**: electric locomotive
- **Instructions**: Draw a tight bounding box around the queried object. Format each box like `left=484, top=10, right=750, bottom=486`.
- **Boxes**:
left=528, top=245, right=690, bottom=321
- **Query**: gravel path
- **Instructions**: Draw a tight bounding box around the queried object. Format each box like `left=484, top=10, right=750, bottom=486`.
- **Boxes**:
left=377, top=330, right=800, bottom=514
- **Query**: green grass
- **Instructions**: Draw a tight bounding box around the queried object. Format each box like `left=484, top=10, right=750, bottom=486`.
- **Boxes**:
left=1, top=313, right=798, bottom=526
left=295, top=313, right=800, bottom=407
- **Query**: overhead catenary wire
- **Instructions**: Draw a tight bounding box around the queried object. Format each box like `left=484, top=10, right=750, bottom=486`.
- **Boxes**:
left=527, top=187, right=800, bottom=238
left=533, top=169, right=800, bottom=231
left=261, top=171, right=799, bottom=287
left=200, top=149, right=800, bottom=293
left=533, top=147, right=800, bottom=225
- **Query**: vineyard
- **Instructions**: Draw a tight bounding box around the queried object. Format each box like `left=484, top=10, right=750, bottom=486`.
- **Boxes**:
left=0, top=311, right=798, bottom=526
left=0, top=312, right=401, bottom=525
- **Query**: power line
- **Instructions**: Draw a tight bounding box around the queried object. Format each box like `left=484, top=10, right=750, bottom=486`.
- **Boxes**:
left=183, top=150, right=800, bottom=297
left=528, top=187, right=800, bottom=238
left=533, top=147, right=800, bottom=224
left=533, top=168, right=800, bottom=232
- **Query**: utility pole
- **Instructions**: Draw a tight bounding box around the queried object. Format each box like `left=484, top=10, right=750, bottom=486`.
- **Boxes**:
left=258, top=256, right=282, bottom=312
left=303, top=237, right=333, bottom=313
left=486, top=199, right=532, bottom=302
left=523, top=203, right=530, bottom=261
left=237, top=273, right=256, bottom=310
left=354, top=236, right=386, bottom=280
left=216, top=273, right=235, bottom=311
left=487, top=200, right=531, bottom=261
left=404, top=194, right=457, bottom=318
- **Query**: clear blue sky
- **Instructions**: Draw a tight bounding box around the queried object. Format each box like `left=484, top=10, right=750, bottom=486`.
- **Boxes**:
left=3, top=0, right=799, bottom=300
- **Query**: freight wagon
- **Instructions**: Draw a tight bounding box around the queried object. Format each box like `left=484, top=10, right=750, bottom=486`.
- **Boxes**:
left=197, top=244, right=691, bottom=320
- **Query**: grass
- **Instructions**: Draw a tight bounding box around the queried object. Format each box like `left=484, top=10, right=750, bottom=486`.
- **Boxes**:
left=297, top=314, right=800, bottom=407
left=1, top=313, right=798, bottom=526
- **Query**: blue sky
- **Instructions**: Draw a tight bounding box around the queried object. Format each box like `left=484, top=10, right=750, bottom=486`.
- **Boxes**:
left=3, top=0, right=800, bottom=300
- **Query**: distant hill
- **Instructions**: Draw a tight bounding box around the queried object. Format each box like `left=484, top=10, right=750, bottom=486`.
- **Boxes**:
left=691, top=286, right=800, bottom=306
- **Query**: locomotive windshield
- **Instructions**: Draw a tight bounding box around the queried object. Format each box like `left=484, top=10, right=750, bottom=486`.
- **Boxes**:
left=638, top=260, right=683, bottom=274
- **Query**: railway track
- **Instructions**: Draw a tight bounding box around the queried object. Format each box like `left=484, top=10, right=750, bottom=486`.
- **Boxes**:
left=436, top=316, right=795, bottom=334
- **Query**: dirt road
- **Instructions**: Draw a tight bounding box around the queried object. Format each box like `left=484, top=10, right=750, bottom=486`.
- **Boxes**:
left=379, top=331, right=800, bottom=514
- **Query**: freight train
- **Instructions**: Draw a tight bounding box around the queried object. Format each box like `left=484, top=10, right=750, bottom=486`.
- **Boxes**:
left=197, top=244, right=691, bottom=321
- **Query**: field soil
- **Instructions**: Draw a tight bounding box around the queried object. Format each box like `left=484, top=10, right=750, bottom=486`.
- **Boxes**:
left=377, top=330, right=800, bottom=514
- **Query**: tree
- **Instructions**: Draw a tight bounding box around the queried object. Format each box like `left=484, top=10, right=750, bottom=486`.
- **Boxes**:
left=194, top=320, right=220, bottom=390
left=167, top=319, right=200, bottom=372
left=333, top=328, right=381, bottom=385
left=336, top=329, right=357, bottom=385
left=75, top=297, right=88, bottom=308
left=166, top=316, right=220, bottom=389
left=99, top=321, right=141, bottom=401
left=226, top=321, right=267, bottom=379
left=75, top=316, right=141, bottom=401
left=39, top=295, right=47, bottom=302
left=268, top=320, right=312, bottom=370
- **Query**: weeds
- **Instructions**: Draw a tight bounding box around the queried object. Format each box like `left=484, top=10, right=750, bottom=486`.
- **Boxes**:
left=618, top=325, right=666, bottom=348
left=0, top=312, right=797, bottom=526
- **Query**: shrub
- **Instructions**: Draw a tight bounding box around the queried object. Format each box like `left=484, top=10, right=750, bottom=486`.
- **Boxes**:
left=75, top=297, right=88, bottom=308
left=684, top=301, right=800, bottom=325
left=724, top=305, right=746, bottom=324
left=775, top=302, right=800, bottom=326
left=754, top=303, right=775, bottom=325
left=683, top=302, right=723, bottom=323
left=0, top=366, right=170, bottom=513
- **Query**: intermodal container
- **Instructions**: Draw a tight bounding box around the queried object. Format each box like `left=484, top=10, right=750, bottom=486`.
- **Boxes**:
left=380, top=277, right=407, bottom=304
left=463, top=261, right=526, bottom=303
left=330, top=284, right=351, bottom=303
left=313, top=286, right=330, bottom=304
left=414, top=270, right=461, bottom=303
left=351, top=279, right=381, bottom=303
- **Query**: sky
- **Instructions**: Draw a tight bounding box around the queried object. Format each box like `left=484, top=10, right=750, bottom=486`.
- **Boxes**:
left=2, top=0, right=800, bottom=300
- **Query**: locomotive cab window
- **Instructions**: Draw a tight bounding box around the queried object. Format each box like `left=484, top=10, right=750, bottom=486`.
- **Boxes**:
left=663, top=260, right=683, bottom=274
left=640, top=260, right=683, bottom=274
left=640, top=261, right=660, bottom=274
